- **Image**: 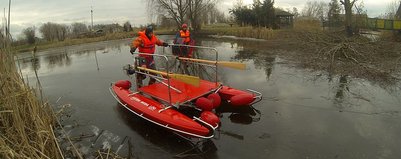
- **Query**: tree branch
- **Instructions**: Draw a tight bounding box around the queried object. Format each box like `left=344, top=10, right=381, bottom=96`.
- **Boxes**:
left=351, top=0, right=357, bottom=7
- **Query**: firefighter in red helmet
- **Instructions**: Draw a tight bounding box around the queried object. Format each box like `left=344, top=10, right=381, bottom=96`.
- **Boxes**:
left=179, top=24, right=191, bottom=44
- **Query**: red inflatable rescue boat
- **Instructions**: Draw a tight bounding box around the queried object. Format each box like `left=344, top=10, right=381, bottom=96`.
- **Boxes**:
left=110, top=45, right=262, bottom=139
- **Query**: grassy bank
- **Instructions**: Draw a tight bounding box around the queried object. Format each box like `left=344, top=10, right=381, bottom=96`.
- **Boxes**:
left=11, top=21, right=326, bottom=53
left=200, top=20, right=322, bottom=40
left=13, top=28, right=176, bottom=53
left=14, top=31, right=136, bottom=53
left=200, top=24, right=276, bottom=40
left=0, top=49, right=62, bottom=158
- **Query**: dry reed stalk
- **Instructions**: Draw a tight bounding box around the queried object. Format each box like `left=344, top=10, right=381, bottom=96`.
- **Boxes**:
left=0, top=49, right=63, bottom=158
left=96, top=150, right=125, bottom=159
left=50, top=125, right=64, bottom=159
left=55, top=117, right=83, bottom=159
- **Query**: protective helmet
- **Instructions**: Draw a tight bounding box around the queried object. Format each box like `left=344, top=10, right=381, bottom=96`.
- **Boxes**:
left=145, top=25, right=153, bottom=34
left=182, top=24, right=188, bottom=28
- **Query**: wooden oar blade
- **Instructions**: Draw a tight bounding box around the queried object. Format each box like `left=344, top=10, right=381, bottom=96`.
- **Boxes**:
left=178, top=57, right=246, bottom=70
left=137, top=66, right=200, bottom=86
left=170, top=74, right=200, bottom=87
left=218, top=62, right=246, bottom=70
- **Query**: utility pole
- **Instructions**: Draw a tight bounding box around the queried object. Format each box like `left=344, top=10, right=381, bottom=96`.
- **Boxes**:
left=3, top=8, right=6, bottom=36
left=3, top=8, right=5, bottom=48
left=91, top=6, right=93, bottom=31
left=7, top=0, right=11, bottom=40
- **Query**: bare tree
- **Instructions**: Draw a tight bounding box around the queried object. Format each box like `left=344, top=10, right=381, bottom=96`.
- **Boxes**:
left=40, top=22, right=68, bottom=41
left=397, top=1, right=401, bottom=19
left=383, top=0, right=400, bottom=19
left=23, top=27, right=36, bottom=44
left=207, top=5, right=228, bottom=24
left=147, top=0, right=217, bottom=30
left=123, top=21, right=133, bottom=32
left=157, top=15, right=176, bottom=28
left=188, top=0, right=215, bottom=30
left=0, top=30, right=5, bottom=47
left=328, top=0, right=342, bottom=27
left=292, top=7, right=300, bottom=19
left=147, top=0, right=189, bottom=28
left=56, top=24, right=68, bottom=41
left=71, top=22, right=88, bottom=37
left=301, top=1, right=328, bottom=21
left=340, top=0, right=358, bottom=36
left=40, top=22, right=54, bottom=41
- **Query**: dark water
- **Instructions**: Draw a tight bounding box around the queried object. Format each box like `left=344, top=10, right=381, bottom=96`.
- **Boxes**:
left=16, top=37, right=401, bottom=159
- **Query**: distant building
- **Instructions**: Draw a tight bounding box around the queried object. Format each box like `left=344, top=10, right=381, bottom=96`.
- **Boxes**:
left=275, top=9, right=294, bottom=29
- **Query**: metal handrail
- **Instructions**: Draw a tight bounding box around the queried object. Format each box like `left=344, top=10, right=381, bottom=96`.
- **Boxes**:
left=153, top=78, right=182, bottom=93
left=131, top=52, right=173, bottom=106
left=193, top=117, right=219, bottom=130
left=168, top=44, right=219, bottom=83
left=246, top=89, right=263, bottom=105
left=246, top=89, right=263, bottom=99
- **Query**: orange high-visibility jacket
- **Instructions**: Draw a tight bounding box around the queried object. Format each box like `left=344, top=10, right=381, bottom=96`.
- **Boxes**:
left=179, top=30, right=191, bottom=43
left=132, top=31, right=163, bottom=55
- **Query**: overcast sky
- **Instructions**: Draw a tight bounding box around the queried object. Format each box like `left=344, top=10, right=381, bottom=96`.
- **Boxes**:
left=0, top=0, right=398, bottom=38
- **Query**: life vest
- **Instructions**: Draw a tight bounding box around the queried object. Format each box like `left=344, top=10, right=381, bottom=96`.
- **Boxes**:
left=180, top=30, right=191, bottom=43
left=138, top=31, right=157, bottom=54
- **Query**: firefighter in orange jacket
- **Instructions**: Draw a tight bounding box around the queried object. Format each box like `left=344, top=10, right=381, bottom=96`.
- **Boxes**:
left=179, top=24, right=191, bottom=44
left=130, top=25, right=169, bottom=86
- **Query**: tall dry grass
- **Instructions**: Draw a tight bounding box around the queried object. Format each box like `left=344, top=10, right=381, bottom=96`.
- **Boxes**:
left=201, top=20, right=323, bottom=40
left=201, top=25, right=276, bottom=40
left=293, top=19, right=322, bottom=31
left=0, top=49, right=62, bottom=158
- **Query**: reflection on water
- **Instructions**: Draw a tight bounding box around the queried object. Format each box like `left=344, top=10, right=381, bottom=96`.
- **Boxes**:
left=216, top=103, right=261, bottom=125
left=15, top=37, right=401, bottom=158
left=334, top=75, right=349, bottom=109
left=45, top=53, right=71, bottom=69
left=234, top=49, right=276, bottom=80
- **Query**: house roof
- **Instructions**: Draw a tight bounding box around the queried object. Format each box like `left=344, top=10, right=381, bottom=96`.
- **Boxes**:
left=275, top=9, right=294, bottom=17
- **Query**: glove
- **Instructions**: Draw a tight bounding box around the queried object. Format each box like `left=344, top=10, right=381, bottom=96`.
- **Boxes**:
left=162, top=42, right=169, bottom=47
left=130, top=47, right=136, bottom=54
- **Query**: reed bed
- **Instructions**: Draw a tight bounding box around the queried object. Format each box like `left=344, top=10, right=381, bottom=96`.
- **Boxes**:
left=0, top=49, right=62, bottom=158
left=201, top=20, right=324, bottom=40
left=201, top=25, right=276, bottom=40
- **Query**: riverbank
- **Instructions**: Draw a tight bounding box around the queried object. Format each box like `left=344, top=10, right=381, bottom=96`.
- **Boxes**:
left=13, top=29, right=177, bottom=53
left=14, top=24, right=277, bottom=54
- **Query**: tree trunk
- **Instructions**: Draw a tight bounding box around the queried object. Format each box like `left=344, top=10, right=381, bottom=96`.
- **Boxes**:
left=343, top=0, right=355, bottom=37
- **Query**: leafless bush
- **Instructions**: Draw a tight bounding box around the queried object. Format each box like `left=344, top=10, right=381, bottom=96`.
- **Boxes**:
left=286, top=30, right=401, bottom=86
